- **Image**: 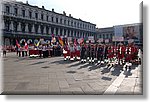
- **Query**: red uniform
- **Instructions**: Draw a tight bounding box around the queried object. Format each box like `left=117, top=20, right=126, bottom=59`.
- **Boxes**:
left=63, top=45, right=69, bottom=59
left=125, top=46, right=132, bottom=62
left=117, top=46, right=125, bottom=60
left=108, top=46, right=113, bottom=59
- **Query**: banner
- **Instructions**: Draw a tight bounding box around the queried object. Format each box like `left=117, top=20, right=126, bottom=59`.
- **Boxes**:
left=105, top=39, right=109, bottom=43
left=97, top=38, right=103, bottom=43
left=112, top=36, right=124, bottom=41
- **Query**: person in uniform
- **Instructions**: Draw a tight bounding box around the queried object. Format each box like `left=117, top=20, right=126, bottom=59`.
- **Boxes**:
left=86, top=43, right=91, bottom=62
left=80, top=43, right=86, bottom=63
left=96, top=44, right=104, bottom=65
left=63, top=44, right=68, bottom=61
left=123, top=44, right=132, bottom=71
left=70, top=43, right=75, bottom=61
left=90, top=44, right=95, bottom=63
left=75, top=43, right=81, bottom=60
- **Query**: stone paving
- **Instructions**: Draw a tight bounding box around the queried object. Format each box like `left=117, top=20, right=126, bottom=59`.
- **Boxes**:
left=1, top=52, right=143, bottom=95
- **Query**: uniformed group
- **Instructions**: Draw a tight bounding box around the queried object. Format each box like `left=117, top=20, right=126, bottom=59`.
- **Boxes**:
left=63, top=42, right=142, bottom=71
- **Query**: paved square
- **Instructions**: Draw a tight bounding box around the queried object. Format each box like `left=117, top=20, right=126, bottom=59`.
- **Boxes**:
left=1, top=53, right=142, bottom=95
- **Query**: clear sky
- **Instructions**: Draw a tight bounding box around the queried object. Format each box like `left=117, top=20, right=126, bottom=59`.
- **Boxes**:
left=16, top=0, right=142, bottom=28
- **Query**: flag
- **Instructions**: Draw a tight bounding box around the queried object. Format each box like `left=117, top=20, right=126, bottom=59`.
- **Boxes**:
left=16, top=40, right=20, bottom=48
left=35, top=41, right=40, bottom=47
left=58, top=36, right=64, bottom=46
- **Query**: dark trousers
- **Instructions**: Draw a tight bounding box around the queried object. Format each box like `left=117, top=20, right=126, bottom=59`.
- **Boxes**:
left=18, top=51, right=21, bottom=57
left=3, top=51, right=6, bottom=56
left=25, top=51, right=27, bottom=56
left=22, top=51, right=24, bottom=57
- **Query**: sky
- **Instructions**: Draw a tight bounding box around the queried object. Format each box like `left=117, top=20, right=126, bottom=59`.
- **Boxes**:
left=16, top=0, right=142, bottom=28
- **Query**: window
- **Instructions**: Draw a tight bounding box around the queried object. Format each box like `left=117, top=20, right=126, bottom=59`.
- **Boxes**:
left=5, top=21, right=9, bottom=31
left=71, top=21, right=73, bottom=26
left=74, top=22, right=76, bottom=27
left=51, top=17, right=54, bottom=22
left=14, top=8, right=18, bottom=16
left=35, top=13, right=38, bottom=19
left=41, top=14, right=43, bottom=20
left=14, top=22, right=17, bottom=32
left=56, top=18, right=58, bottom=23
left=47, top=15, right=49, bottom=21
left=60, top=19, right=62, bottom=24
left=29, top=11, right=32, bottom=18
left=22, top=10, right=25, bottom=17
left=6, top=6, right=9, bottom=14
left=21, top=23, right=25, bottom=32
left=28, top=24, right=32, bottom=33
left=68, top=20, right=70, bottom=26
left=64, top=20, right=66, bottom=25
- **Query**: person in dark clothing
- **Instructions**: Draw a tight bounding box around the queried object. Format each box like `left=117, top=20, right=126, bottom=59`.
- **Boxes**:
left=97, top=44, right=104, bottom=65
left=86, top=44, right=91, bottom=62
left=104, top=45, right=108, bottom=60
left=80, top=44, right=86, bottom=63
left=90, top=44, right=95, bottom=63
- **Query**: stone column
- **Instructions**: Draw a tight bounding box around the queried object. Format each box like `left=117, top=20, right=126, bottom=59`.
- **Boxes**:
left=43, top=26, right=46, bottom=34
left=53, top=27, right=56, bottom=36
left=32, top=24, right=35, bottom=33
left=62, top=29, right=64, bottom=36
left=10, top=21, right=14, bottom=31
left=58, top=28, right=60, bottom=36
left=48, top=26, right=51, bottom=35
left=17, top=22, right=21, bottom=32
left=38, top=25, right=41, bottom=34
left=25, top=23, right=29, bottom=33
left=73, top=30, right=75, bottom=37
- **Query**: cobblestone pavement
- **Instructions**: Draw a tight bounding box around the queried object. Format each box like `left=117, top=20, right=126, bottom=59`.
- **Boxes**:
left=1, top=52, right=142, bottom=95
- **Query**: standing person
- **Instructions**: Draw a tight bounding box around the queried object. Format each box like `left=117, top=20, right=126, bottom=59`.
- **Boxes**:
left=70, top=43, right=75, bottom=61
left=24, top=42, right=28, bottom=56
left=63, top=44, right=68, bottom=61
left=123, top=44, right=132, bottom=71
left=80, top=43, right=86, bottom=63
left=42, top=45, right=46, bottom=58
left=86, top=43, right=91, bottom=62
left=3, top=45, right=7, bottom=57
left=94, top=44, right=98, bottom=63
left=97, top=44, right=104, bottom=65
left=90, top=44, right=95, bottom=63
left=104, top=44, right=108, bottom=62
left=75, top=43, right=81, bottom=60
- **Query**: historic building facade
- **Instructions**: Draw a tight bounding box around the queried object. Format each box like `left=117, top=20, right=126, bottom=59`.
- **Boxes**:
left=1, top=0, right=96, bottom=45
left=96, top=27, right=114, bottom=43
left=96, top=23, right=142, bottom=44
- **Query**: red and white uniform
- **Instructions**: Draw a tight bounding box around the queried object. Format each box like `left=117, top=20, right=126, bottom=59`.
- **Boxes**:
left=63, top=45, right=69, bottom=59
left=125, top=46, right=132, bottom=62
left=70, top=45, right=75, bottom=60
left=108, top=46, right=114, bottom=59
left=117, top=46, right=125, bottom=60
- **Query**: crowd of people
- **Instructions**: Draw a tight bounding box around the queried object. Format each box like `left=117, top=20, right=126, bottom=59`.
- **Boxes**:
left=62, top=42, right=142, bottom=71
left=0, top=38, right=142, bottom=72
